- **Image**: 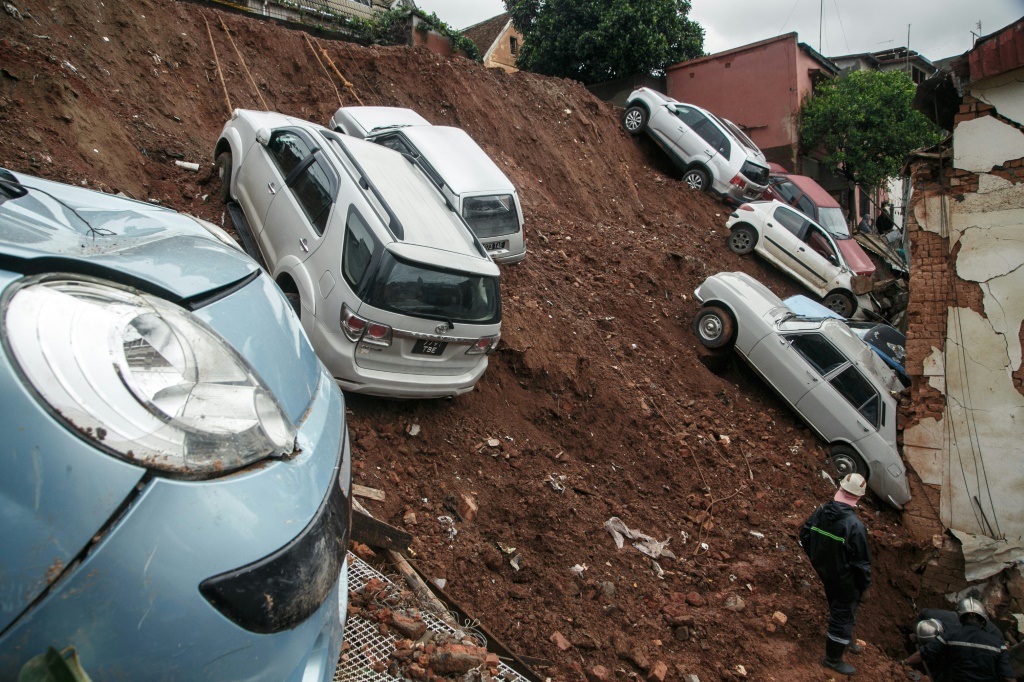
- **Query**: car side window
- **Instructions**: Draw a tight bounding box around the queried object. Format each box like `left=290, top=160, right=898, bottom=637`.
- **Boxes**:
left=268, top=131, right=312, bottom=179
left=829, top=365, right=880, bottom=427
left=796, top=194, right=816, bottom=217
left=374, top=134, right=414, bottom=156
left=806, top=224, right=838, bottom=262
left=695, top=122, right=731, bottom=156
left=773, top=206, right=807, bottom=236
left=788, top=333, right=847, bottom=376
left=674, top=106, right=708, bottom=130
left=290, top=160, right=334, bottom=236
left=342, top=210, right=377, bottom=288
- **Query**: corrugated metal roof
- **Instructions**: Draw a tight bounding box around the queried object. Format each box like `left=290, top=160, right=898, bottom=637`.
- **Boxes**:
left=969, top=18, right=1024, bottom=83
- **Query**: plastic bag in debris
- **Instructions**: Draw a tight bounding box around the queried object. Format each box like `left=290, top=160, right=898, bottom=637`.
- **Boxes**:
left=604, top=517, right=676, bottom=560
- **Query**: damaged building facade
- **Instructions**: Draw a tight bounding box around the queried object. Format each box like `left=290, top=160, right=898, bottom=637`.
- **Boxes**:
left=902, top=19, right=1024, bottom=588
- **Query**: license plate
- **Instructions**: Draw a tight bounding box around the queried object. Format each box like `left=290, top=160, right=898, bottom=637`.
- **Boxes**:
left=412, top=339, right=447, bottom=356
left=483, top=240, right=507, bottom=251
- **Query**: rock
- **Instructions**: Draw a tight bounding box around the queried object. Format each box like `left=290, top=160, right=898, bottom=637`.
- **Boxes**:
left=483, top=546, right=503, bottom=571
left=673, top=625, right=690, bottom=641
left=550, top=631, right=572, bottom=651
left=771, top=611, right=788, bottom=626
left=599, top=581, right=616, bottom=599
left=723, top=594, right=745, bottom=612
left=662, top=602, right=688, bottom=626
left=629, top=647, right=651, bottom=671
left=351, top=541, right=376, bottom=562
left=390, top=612, right=427, bottom=640
left=686, top=591, right=706, bottom=607
left=572, top=632, right=601, bottom=650
left=484, top=653, right=500, bottom=669
left=429, top=643, right=487, bottom=674
left=403, top=511, right=418, bottom=526
left=459, top=493, right=479, bottom=522
left=648, top=660, right=668, bottom=682
left=587, top=665, right=612, bottom=682
left=734, top=664, right=748, bottom=677
left=406, top=663, right=426, bottom=679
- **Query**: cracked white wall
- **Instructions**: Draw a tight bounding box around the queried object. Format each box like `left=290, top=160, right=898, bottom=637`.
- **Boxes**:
left=905, top=71, right=1024, bottom=540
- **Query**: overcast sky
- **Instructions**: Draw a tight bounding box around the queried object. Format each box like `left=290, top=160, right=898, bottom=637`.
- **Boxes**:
left=414, top=0, right=1023, bottom=62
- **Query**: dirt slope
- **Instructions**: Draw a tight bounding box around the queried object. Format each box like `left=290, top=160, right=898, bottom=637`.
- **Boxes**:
left=1, top=2, right=933, bottom=679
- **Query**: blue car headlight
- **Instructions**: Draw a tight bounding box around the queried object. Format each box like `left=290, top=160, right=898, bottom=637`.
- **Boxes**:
left=3, top=275, right=297, bottom=475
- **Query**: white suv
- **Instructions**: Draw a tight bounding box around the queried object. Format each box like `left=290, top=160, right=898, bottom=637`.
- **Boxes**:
left=215, top=110, right=501, bottom=399
left=623, top=88, right=769, bottom=204
left=329, top=106, right=527, bottom=264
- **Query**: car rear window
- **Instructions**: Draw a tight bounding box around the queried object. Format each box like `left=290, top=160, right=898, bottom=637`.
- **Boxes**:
left=342, top=210, right=377, bottom=288
left=463, top=195, right=518, bottom=239
left=364, top=251, right=500, bottom=325
left=740, top=160, right=768, bottom=185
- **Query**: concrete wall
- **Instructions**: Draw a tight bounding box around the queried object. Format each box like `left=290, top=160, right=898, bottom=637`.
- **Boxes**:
left=902, top=68, right=1024, bottom=541
left=483, top=23, right=520, bottom=73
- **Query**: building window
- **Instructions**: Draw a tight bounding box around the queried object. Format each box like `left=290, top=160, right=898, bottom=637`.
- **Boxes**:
left=510, top=36, right=518, bottom=56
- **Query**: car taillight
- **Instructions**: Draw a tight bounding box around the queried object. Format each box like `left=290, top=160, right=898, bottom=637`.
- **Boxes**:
left=729, top=175, right=745, bottom=188
left=341, top=304, right=367, bottom=342
left=466, top=335, right=500, bottom=355
left=340, top=304, right=391, bottom=346
left=738, top=203, right=755, bottom=211
left=363, top=322, right=392, bottom=347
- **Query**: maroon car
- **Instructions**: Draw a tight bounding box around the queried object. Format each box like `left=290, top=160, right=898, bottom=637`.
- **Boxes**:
left=763, top=172, right=875, bottom=277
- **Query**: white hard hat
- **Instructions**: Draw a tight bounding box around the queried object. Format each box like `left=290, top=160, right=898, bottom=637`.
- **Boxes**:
left=957, top=597, right=988, bottom=624
left=915, top=618, right=944, bottom=644
left=840, top=473, right=867, bottom=497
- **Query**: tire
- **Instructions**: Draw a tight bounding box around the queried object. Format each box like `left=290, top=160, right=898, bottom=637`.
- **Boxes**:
left=822, top=290, right=856, bottom=318
left=727, top=224, right=757, bottom=255
left=215, top=151, right=233, bottom=203
left=623, top=106, right=647, bottom=134
left=693, top=305, right=736, bottom=349
left=682, top=168, right=710, bottom=192
left=830, top=444, right=869, bottom=481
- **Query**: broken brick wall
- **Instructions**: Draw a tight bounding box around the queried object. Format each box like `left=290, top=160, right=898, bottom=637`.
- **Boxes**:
left=902, top=72, right=1024, bottom=547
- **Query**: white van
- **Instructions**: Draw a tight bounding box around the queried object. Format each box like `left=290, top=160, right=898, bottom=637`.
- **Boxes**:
left=330, top=107, right=526, bottom=264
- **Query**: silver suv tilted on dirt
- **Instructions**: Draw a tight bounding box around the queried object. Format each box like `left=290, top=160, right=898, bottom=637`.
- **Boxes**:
left=215, top=110, right=502, bottom=399
left=623, top=87, right=769, bottom=204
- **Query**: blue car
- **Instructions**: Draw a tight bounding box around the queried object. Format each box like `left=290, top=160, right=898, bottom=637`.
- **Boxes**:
left=0, top=169, right=351, bottom=680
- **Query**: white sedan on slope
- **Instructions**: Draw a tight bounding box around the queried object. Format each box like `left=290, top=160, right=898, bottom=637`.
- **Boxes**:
left=693, top=272, right=910, bottom=508
left=724, top=200, right=876, bottom=319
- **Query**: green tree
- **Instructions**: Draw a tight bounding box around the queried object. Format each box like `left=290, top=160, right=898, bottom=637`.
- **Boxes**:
left=800, top=70, right=942, bottom=190
left=504, top=0, right=703, bottom=85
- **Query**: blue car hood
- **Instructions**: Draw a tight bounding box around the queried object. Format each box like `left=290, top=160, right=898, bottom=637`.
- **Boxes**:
left=0, top=174, right=256, bottom=296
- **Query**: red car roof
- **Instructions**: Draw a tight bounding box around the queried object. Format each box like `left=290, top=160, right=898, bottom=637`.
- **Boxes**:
left=777, top=174, right=840, bottom=208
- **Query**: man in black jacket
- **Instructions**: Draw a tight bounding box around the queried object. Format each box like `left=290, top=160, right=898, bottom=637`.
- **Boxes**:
left=800, top=473, right=871, bottom=675
left=904, top=597, right=1015, bottom=682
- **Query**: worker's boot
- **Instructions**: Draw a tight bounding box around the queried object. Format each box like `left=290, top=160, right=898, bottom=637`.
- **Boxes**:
left=822, top=638, right=856, bottom=675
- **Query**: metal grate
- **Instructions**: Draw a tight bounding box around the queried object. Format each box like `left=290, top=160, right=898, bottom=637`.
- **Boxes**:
left=336, top=553, right=528, bottom=681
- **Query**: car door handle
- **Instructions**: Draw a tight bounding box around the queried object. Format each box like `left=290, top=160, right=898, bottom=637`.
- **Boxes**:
left=299, top=238, right=309, bottom=253
left=805, top=370, right=818, bottom=382
left=766, top=222, right=773, bottom=228
left=267, top=182, right=277, bottom=195
left=797, top=246, right=806, bottom=252
left=857, top=421, right=870, bottom=433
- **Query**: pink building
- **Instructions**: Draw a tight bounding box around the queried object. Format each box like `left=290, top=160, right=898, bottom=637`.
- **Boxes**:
left=666, top=33, right=838, bottom=180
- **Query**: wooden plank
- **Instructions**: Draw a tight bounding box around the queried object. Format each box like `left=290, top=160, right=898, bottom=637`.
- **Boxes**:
left=350, top=509, right=411, bottom=553
left=384, top=549, right=458, bottom=627
left=352, top=484, right=386, bottom=502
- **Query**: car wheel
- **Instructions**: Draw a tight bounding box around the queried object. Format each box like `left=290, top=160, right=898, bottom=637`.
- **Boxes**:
left=822, top=290, right=856, bottom=318
left=693, top=306, right=736, bottom=349
left=215, top=151, right=233, bottom=203
left=831, top=444, right=869, bottom=481
left=727, top=224, right=757, bottom=255
left=623, top=106, right=647, bottom=134
left=682, top=168, right=710, bottom=192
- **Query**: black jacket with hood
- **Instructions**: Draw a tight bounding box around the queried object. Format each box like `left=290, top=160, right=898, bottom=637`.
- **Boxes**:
left=799, top=500, right=871, bottom=600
